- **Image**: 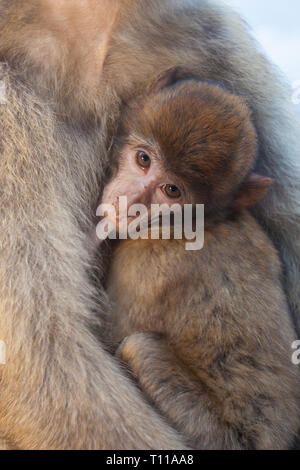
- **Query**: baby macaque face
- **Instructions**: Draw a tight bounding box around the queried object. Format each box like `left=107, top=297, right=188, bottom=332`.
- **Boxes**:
left=99, top=73, right=272, bottom=235
left=101, top=141, right=190, bottom=232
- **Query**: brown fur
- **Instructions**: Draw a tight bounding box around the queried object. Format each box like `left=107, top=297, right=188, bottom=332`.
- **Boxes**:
left=107, top=82, right=300, bottom=449
left=117, top=79, right=258, bottom=213
left=110, top=214, right=300, bottom=449
left=0, top=0, right=299, bottom=449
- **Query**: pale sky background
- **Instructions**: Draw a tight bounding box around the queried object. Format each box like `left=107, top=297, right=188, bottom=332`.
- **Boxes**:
left=224, top=0, right=300, bottom=113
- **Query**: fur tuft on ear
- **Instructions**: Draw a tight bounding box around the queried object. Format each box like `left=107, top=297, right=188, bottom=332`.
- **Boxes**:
left=149, top=67, right=181, bottom=94
left=233, top=173, right=273, bottom=210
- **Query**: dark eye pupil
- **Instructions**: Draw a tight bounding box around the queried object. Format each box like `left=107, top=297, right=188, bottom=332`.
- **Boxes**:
left=136, top=151, right=151, bottom=168
left=164, top=184, right=181, bottom=198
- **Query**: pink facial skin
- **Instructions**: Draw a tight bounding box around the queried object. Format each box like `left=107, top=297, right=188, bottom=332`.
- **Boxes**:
left=100, top=143, right=188, bottom=232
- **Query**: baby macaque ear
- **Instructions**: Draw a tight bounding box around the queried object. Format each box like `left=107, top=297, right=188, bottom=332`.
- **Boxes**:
left=233, top=173, right=273, bottom=210
left=149, top=67, right=180, bottom=94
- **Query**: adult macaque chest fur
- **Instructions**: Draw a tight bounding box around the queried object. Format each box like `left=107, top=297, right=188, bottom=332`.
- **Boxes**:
left=102, top=72, right=300, bottom=450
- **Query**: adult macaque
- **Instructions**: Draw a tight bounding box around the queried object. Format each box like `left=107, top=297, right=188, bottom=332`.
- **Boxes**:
left=0, top=0, right=299, bottom=449
left=102, top=76, right=300, bottom=450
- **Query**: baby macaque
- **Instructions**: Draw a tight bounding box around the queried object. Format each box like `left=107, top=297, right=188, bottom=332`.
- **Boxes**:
left=99, top=70, right=300, bottom=450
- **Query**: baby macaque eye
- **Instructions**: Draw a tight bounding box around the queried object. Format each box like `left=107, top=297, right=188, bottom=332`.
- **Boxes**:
left=163, top=184, right=182, bottom=199
left=136, top=151, right=151, bottom=169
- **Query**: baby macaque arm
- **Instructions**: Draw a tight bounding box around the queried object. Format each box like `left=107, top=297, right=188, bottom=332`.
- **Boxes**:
left=117, top=332, right=299, bottom=450
left=117, top=333, right=241, bottom=450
